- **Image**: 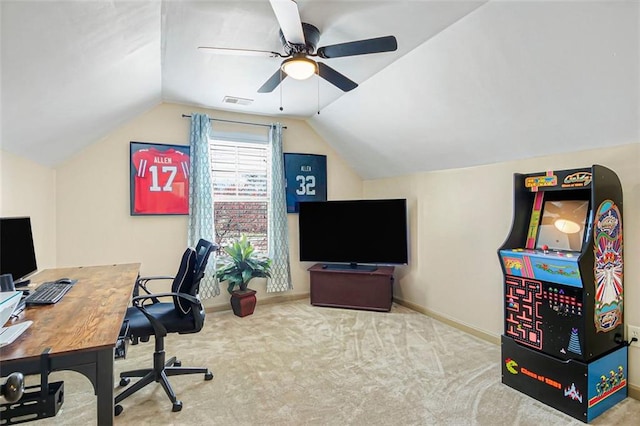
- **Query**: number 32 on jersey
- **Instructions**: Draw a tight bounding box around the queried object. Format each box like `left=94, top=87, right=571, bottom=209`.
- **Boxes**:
left=284, top=153, right=327, bottom=213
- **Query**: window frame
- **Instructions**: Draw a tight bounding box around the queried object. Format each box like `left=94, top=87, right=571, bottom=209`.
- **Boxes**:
left=209, top=131, right=271, bottom=254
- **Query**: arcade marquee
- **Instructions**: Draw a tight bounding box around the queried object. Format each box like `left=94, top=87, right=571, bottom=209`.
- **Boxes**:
left=498, top=165, right=627, bottom=422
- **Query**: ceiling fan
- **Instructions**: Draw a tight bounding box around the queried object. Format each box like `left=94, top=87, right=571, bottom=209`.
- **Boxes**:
left=198, top=0, right=398, bottom=93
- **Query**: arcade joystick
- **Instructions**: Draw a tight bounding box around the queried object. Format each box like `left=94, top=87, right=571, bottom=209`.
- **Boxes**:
left=542, top=244, right=549, bottom=253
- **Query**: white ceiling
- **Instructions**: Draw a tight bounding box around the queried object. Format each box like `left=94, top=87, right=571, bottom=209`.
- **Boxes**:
left=1, top=1, right=638, bottom=179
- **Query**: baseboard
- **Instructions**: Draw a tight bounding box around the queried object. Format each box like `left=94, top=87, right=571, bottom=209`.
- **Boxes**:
left=206, top=295, right=640, bottom=401
left=393, top=298, right=639, bottom=402
left=629, top=383, right=640, bottom=401
left=206, top=304, right=233, bottom=313
left=205, top=292, right=310, bottom=313
left=393, top=298, right=500, bottom=345
left=257, top=292, right=310, bottom=306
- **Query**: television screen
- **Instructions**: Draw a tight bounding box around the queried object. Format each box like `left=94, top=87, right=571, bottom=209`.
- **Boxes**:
left=298, top=199, right=408, bottom=267
left=0, top=217, right=38, bottom=284
left=536, top=200, right=589, bottom=252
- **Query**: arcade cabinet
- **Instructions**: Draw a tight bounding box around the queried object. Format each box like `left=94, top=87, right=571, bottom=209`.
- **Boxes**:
left=498, top=165, right=627, bottom=423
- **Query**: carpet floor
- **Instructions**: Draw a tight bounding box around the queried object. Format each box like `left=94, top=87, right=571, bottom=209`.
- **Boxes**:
left=11, top=299, right=640, bottom=425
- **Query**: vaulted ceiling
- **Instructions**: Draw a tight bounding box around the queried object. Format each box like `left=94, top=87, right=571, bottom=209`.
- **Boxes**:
left=1, top=1, right=638, bottom=179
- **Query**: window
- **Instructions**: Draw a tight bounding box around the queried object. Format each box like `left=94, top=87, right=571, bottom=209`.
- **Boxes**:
left=210, top=134, right=271, bottom=254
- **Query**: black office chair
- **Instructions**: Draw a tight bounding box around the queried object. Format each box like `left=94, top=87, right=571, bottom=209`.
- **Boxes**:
left=114, top=239, right=217, bottom=415
left=133, top=239, right=214, bottom=299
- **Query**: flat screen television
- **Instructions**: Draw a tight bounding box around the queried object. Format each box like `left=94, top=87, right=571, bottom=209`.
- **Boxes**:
left=535, top=199, right=589, bottom=252
left=298, top=199, right=408, bottom=270
left=1, top=217, right=38, bottom=285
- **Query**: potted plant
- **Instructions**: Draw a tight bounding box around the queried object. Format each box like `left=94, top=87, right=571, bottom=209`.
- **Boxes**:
left=215, top=235, right=272, bottom=317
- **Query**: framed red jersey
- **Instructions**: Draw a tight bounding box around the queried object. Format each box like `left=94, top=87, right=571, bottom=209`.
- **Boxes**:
left=130, top=142, right=191, bottom=215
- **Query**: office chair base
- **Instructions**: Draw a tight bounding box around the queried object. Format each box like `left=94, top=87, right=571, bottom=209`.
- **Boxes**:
left=115, top=355, right=213, bottom=415
left=115, top=400, right=182, bottom=416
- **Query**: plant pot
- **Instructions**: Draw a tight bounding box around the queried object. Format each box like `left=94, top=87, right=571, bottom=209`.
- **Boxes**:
left=230, top=289, right=257, bottom=317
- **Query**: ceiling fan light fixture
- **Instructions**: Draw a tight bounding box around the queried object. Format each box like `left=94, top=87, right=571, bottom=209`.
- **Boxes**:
left=554, top=218, right=581, bottom=234
left=281, top=56, right=316, bottom=80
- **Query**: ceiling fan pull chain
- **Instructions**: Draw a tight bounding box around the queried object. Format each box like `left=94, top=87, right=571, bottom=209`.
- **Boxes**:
left=279, top=69, right=284, bottom=112
left=317, top=73, right=320, bottom=115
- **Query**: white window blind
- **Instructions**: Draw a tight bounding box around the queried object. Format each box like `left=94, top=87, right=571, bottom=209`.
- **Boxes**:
left=210, top=139, right=271, bottom=253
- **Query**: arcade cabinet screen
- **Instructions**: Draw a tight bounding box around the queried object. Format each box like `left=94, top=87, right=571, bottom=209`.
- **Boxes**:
left=536, top=200, right=589, bottom=252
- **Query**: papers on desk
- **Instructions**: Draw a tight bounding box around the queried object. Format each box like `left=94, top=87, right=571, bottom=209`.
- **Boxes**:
left=0, top=291, right=22, bottom=326
left=0, top=291, right=32, bottom=347
left=0, top=321, right=32, bottom=347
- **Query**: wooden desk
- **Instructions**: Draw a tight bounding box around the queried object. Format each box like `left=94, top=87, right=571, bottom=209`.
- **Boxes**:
left=0, top=263, right=140, bottom=425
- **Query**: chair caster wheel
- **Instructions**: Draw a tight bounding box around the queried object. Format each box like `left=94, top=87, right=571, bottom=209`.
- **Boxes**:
left=172, top=400, right=183, bottom=412
left=115, top=404, right=123, bottom=416
left=119, top=377, right=131, bottom=387
left=140, top=336, right=150, bottom=343
left=173, top=360, right=182, bottom=367
left=204, top=371, right=213, bottom=380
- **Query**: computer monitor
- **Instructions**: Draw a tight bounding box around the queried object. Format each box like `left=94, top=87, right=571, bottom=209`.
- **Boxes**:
left=0, top=217, right=38, bottom=285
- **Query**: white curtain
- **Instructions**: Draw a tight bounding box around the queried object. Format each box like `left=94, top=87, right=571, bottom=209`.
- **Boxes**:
left=188, top=113, right=219, bottom=298
left=267, top=123, right=292, bottom=292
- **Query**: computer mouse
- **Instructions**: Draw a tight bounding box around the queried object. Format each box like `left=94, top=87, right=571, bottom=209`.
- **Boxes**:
left=56, top=278, right=73, bottom=284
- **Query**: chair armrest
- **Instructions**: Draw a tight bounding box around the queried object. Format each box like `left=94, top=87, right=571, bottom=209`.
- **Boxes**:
left=138, top=275, right=175, bottom=282
left=130, top=292, right=201, bottom=338
left=132, top=292, right=200, bottom=306
left=134, top=275, right=175, bottom=299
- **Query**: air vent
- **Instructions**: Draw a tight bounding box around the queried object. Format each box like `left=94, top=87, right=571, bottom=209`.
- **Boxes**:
left=222, top=96, right=253, bottom=106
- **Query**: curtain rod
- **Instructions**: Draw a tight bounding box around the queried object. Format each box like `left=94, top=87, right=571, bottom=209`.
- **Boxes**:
left=181, top=114, right=286, bottom=129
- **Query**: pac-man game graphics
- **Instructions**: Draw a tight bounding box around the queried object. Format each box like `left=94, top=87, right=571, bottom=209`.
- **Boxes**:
left=498, top=165, right=627, bottom=423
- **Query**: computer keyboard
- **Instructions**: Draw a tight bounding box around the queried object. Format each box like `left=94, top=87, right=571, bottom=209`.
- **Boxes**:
left=23, top=282, right=75, bottom=305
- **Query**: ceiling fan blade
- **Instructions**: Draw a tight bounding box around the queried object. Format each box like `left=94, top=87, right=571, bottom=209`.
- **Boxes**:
left=198, top=46, right=282, bottom=58
left=269, top=0, right=305, bottom=45
left=317, top=62, right=358, bottom=92
left=258, top=69, right=287, bottom=93
left=317, top=35, right=398, bottom=59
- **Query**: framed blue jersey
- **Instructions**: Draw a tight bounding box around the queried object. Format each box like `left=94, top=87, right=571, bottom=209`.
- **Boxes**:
left=284, top=153, right=327, bottom=213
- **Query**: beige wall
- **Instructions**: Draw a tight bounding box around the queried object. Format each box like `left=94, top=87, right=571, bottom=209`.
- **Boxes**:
left=0, top=149, right=57, bottom=271
left=54, top=102, right=363, bottom=308
left=363, top=142, right=640, bottom=389
left=3, top=104, right=638, bottom=392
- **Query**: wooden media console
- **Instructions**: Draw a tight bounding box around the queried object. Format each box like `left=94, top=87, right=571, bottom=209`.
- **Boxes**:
left=308, top=263, right=394, bottom=312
